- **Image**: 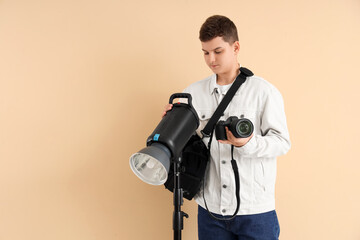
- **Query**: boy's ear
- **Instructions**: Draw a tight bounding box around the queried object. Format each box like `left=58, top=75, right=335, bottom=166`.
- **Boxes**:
left=233, top=41, right=240, bottom=54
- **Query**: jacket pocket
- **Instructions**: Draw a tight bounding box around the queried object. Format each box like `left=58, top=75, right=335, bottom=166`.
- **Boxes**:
left=197, top=109, right=213, bottom=133
left=254, top=159, right=266, bottom=192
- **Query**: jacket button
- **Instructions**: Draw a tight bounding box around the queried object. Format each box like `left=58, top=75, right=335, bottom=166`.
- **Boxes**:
left=222, top=209, right=226, bottom=213
left=221, top=160, right=226, bottom=164
left=222, top=185, right=227, bottom=189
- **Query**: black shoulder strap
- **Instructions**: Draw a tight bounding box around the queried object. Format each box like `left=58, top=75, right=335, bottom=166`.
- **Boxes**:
left=201, top=67, right=253, bottom=138
left=201, top=67, right=253, bottom=221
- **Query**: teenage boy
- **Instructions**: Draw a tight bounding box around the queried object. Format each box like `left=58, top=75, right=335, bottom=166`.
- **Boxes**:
left=164, top=15, right=290, bottom=240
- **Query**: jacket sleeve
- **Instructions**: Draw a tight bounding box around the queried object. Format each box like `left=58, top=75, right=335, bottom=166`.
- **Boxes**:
left=236, top=86, right=291, bottom=158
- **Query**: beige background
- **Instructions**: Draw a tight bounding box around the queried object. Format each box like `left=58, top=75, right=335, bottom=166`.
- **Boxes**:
left=1, top=0, right=359, bottom=239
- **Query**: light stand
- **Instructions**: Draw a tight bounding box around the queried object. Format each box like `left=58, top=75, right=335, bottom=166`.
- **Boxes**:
left=129, top=93, right=199, bottom=240
left=173, top=155, right=188, bottom=240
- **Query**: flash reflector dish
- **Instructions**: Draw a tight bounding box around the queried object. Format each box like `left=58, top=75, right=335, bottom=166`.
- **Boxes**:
left=129, top=143, right=171, bottom=185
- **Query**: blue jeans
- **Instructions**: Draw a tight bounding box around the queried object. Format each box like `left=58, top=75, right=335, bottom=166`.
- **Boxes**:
left=198, top=206, right=280, bottom=240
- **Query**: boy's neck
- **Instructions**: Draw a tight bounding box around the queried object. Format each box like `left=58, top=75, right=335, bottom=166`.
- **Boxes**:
left=216, top=63, right=240, bottom=85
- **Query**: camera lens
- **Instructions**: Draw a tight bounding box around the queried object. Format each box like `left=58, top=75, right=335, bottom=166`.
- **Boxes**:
left=235, top=119, right=253, bottom=138
left=238, top=122, right=250, bottom=134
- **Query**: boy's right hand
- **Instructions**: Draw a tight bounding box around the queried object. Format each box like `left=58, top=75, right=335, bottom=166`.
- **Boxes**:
left=162, top=104, right=173, bottom=118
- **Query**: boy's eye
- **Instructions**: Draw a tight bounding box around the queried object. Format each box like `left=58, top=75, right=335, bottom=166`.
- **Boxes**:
left=215, top=51, right=222, bottom=54
left=204, top=52, right=209, bottom=55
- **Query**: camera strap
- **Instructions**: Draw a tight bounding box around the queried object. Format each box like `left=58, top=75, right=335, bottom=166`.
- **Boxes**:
left=201, top=67, right=253, bottom=221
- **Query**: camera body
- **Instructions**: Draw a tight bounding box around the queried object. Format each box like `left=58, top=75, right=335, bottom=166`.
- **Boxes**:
left=215, top=116, right=254, bottom=140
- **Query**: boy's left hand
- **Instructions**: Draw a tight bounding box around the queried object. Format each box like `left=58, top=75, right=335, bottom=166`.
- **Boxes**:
left=218, top=127, right=253, bottom=147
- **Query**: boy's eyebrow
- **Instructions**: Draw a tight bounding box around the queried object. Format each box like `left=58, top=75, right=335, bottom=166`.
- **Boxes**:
left=202, top=47, right=223, bottom=52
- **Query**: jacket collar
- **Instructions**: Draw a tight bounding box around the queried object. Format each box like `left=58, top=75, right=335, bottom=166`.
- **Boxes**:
left=209, top=74, right=218, bottom=95
left=209, top=74, right=238, bottom=96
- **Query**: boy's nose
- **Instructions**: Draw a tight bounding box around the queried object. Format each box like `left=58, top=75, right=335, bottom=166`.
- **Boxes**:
left=209, top=53, right=215, bottom=62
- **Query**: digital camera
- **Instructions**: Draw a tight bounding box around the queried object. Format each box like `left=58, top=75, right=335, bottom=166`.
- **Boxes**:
left=215, top=116, right=254, bottom=140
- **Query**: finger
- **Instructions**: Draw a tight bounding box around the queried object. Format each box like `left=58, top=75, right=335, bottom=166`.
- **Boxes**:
left=218, top=139, right=231, bottom=145
left=225, top=127, right=235, bottom=141
left=162, top=104, right=173, bottom=117
left=165, top=104, right=171, bottom=111
left=225, top=127, right=246, bottom=146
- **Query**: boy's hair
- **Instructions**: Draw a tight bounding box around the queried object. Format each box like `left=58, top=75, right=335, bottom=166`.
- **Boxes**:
left=199, top=15, right=239, bottom=43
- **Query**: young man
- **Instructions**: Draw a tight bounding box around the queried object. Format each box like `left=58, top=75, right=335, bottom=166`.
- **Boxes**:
left=164, top=15, right=290, bottom=240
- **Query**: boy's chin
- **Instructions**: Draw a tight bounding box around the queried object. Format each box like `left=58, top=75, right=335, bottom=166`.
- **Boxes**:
left=210, top=67, right=222, bottom=74
left=212, top=69, right=225, bottom=75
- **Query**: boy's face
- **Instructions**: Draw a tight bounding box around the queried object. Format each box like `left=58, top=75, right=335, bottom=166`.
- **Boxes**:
left=201, top=36, right=239, bottom=75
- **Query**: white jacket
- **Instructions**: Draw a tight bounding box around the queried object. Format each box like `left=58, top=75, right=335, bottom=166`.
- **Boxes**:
left=183, top=73, right=291, bottom=215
